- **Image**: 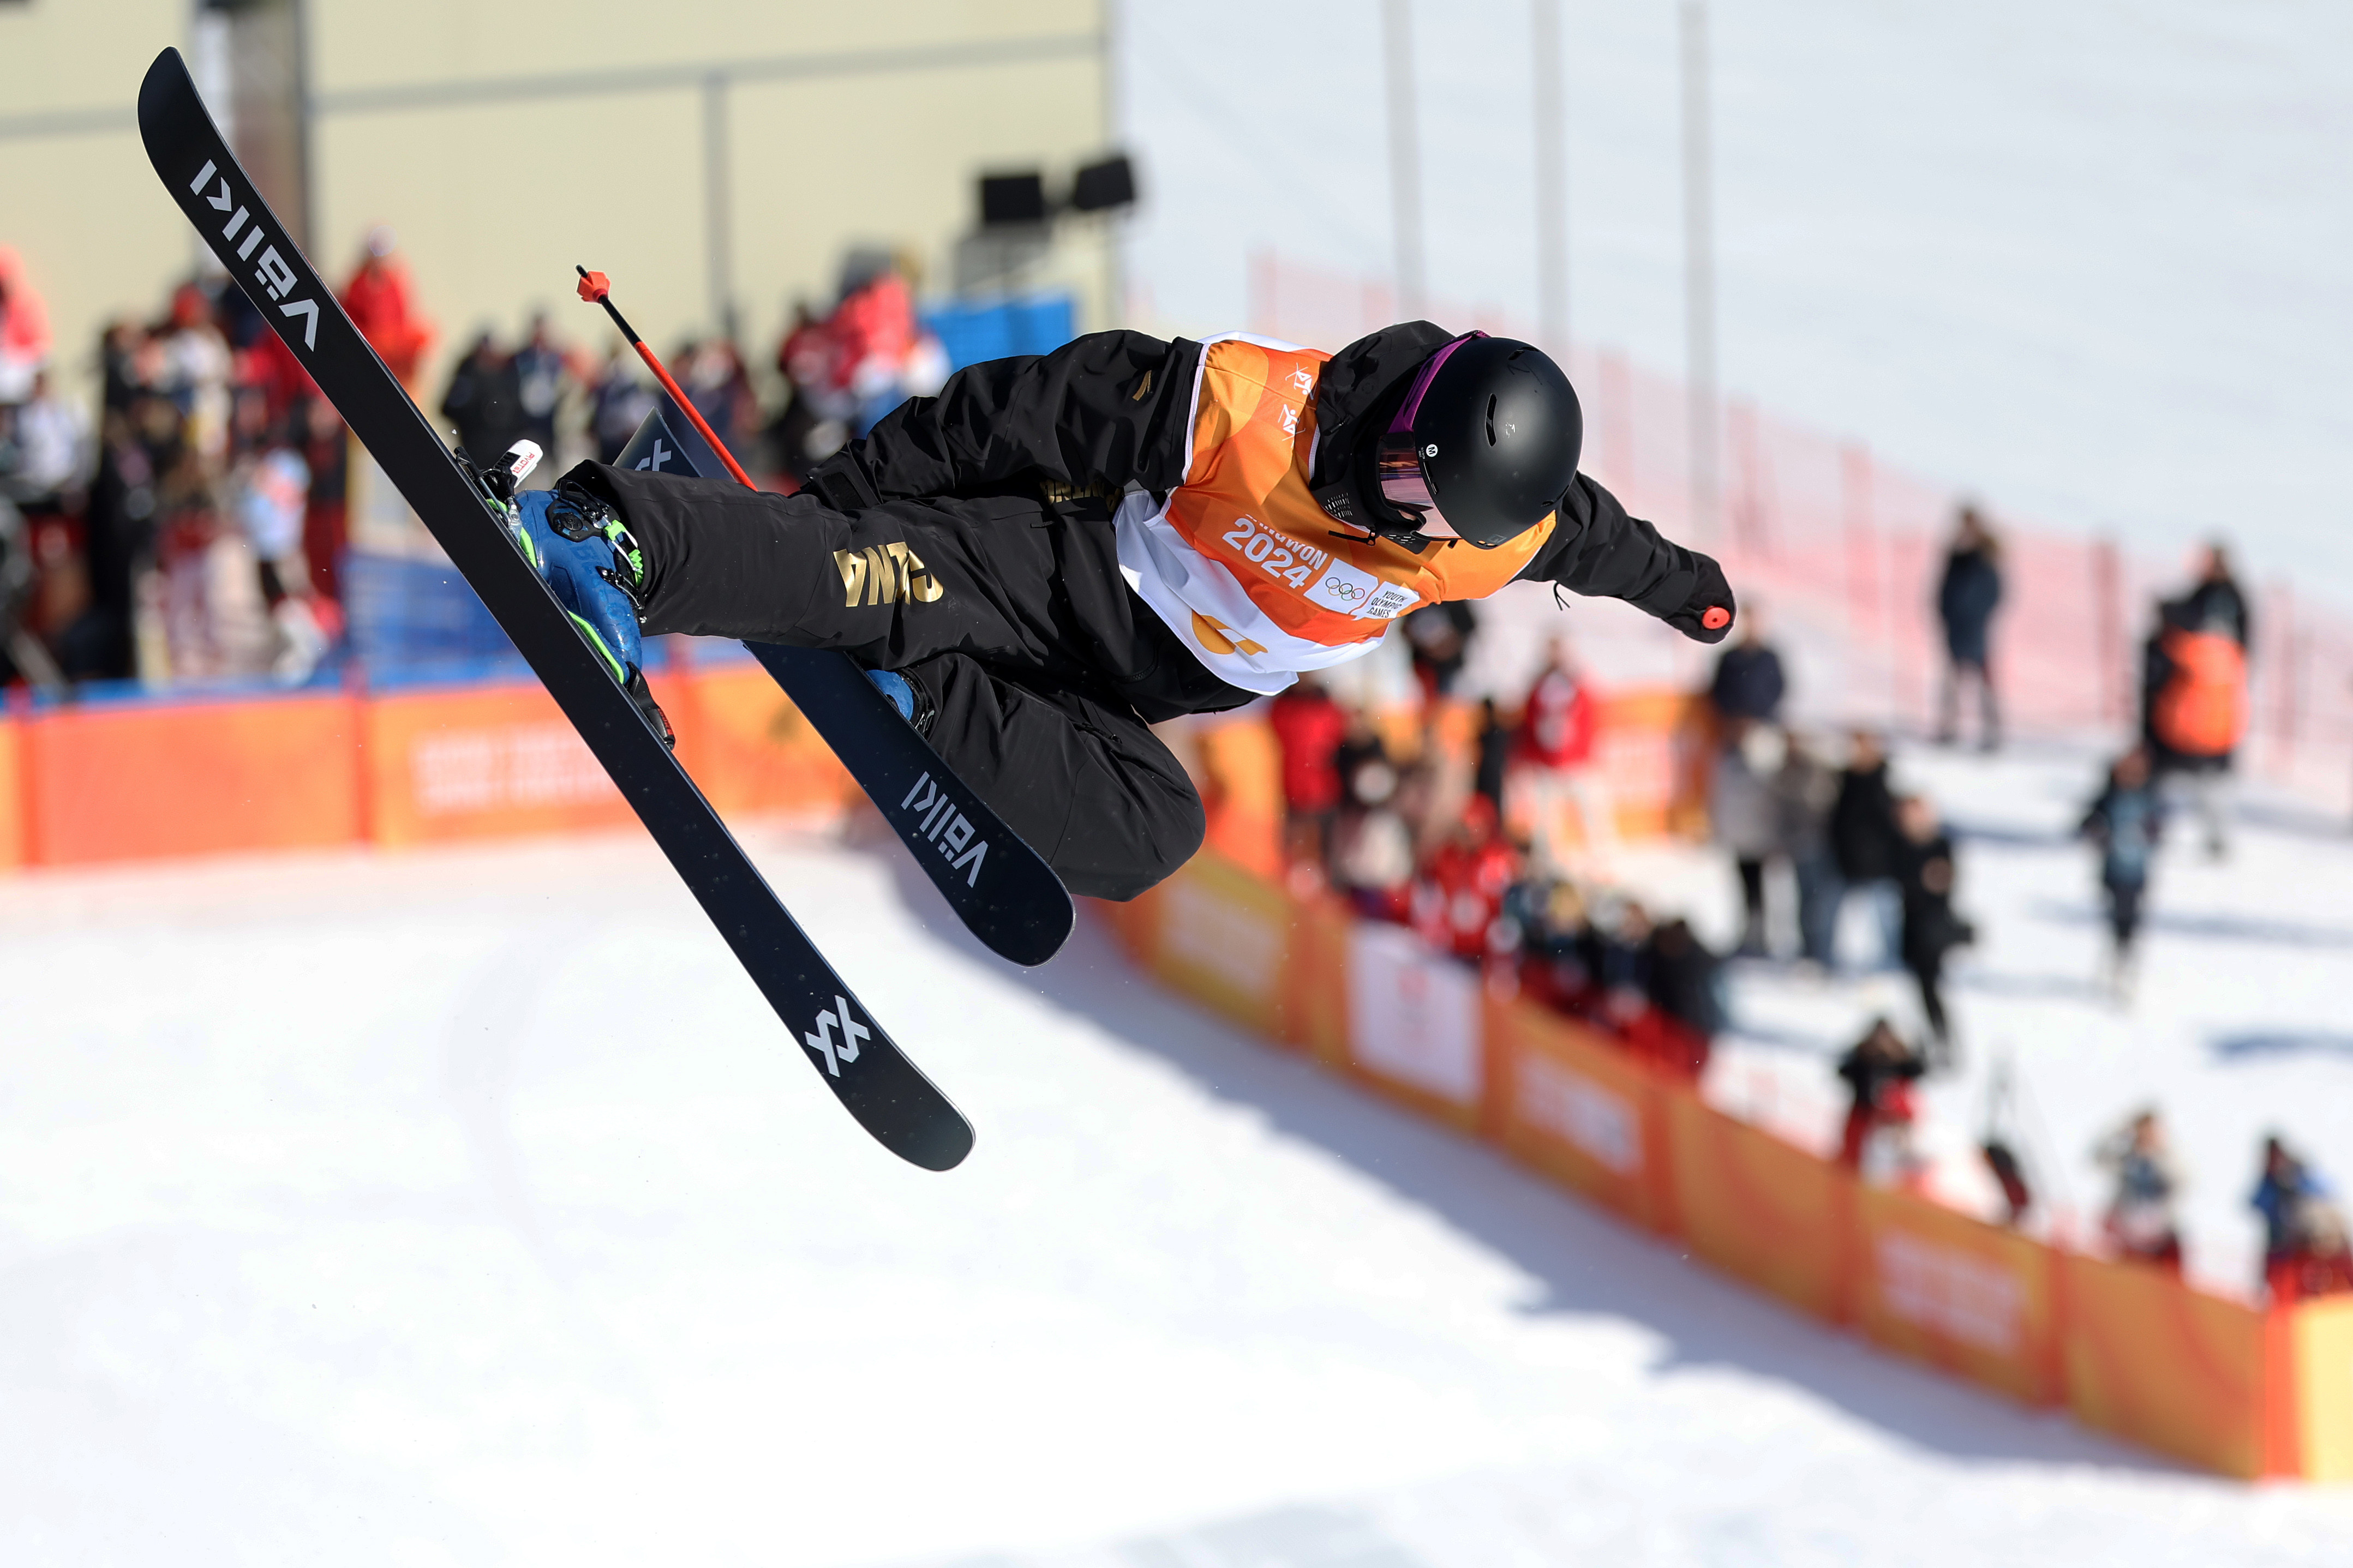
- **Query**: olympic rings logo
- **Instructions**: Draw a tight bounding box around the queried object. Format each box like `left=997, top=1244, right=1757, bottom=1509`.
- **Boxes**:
left=1322, top=576, right=1370, bottom=602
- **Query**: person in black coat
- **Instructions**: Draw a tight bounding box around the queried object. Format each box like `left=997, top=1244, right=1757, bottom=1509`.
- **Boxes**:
left=1645, top=917, right=1724, bottom=1041
left=1836, top=1016, right=1928, bottom=1169
left=1472, top=695, right=1511, bottom=820
left=1828, top=730, right=1901, bottom=968
left=1404, top=599, right=1480, bottom=701
left=1894, top=792, right=1972, bottom=1061
left=1708, top=608, right=1787, bottom=725
left=2177, top=543, right=2252, bottom=650
left=1935, top=504, right=2003, bottom=750
left=439, top=331, right=524, bottom=468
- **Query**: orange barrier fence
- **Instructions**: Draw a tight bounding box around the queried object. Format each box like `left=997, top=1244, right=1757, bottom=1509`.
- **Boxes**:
left=1099, top=848, right=2347, bottom=1482
left=0, top=653, right=854, bottom=872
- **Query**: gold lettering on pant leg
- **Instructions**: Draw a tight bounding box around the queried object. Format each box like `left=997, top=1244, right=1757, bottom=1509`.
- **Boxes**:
left=864, top=545, right=891, bottom=605
left=832, top=548, right=867, bottom=607
left=883, top=541, right=921, bottom=603
left=905, top=544, right=944, bottom=603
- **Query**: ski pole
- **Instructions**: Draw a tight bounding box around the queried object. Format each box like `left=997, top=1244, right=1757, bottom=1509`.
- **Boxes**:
left=575, top=265, right=758, bottom=491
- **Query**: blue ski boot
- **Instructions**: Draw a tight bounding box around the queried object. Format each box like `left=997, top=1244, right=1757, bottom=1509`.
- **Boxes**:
left=509, top=479, right=673, bottom=747
left=865, top=668, right=936, bottom=734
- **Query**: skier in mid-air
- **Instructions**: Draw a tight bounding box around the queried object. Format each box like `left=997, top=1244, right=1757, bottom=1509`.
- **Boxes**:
left=510, top=325, right=1738, bottom=900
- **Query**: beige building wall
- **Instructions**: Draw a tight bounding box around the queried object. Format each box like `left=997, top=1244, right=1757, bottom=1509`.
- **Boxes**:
left=0, top=0, right=212, bottom=401
left=3, top=0, right=1114, bottom=409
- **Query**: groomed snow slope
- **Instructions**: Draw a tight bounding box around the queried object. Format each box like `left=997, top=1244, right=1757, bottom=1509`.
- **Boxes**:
left=5, top=826, right=2352, bottom=1565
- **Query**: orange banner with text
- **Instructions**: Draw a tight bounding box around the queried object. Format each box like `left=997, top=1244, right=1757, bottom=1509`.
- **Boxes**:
left=1094, top=850, right=1356, bottom=1069
left=1852, top=1184, right=2060, bottom=1405
left=1131, top=848, right=1297, bottom=1041
left=365, top=680, right=636, bottom=847
left=1342, top=918, right=1489, bottom=1133
left=1490, top=998, right=1676, bottom=1233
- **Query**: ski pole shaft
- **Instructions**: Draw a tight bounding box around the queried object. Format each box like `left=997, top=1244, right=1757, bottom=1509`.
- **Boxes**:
left=576, top=265, right=758, bottom=491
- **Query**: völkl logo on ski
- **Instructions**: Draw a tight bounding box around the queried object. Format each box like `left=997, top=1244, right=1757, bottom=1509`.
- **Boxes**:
left=900, top=771, right=990, bottom=887
left=804, top=996, right=871, bottom=1077
left=185, top=159, right=322, bottom=351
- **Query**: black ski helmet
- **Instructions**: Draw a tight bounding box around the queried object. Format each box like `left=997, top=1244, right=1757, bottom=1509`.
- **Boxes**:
left=1360, top=333, right=1582, bottom=549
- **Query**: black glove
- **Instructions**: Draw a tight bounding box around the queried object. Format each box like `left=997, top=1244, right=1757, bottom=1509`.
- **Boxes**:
left=1665, top=552, right=1737, bottom=644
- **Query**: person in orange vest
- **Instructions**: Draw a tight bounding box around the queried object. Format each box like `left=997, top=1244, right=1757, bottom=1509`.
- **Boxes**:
left=2141, top=542, right=2250, bottom=860
left=512, top=325, right=1735, bottom=899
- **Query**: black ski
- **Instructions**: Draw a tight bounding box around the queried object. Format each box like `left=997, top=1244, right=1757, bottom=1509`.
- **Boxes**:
left=135, top=47, right=973, bottom=1171
left=611, top=401, right=1074, bottom=968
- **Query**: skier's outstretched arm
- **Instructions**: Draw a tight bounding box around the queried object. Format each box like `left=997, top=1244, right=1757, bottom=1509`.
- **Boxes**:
left=805, top=330, right=1201, bottom=509
left=1517, top=473, right=1737, bottom=643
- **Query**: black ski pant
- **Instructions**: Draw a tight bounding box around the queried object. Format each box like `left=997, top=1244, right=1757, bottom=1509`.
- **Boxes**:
left=579, top=464, right=1243, bottom=901
left=2104, top=876, right=2146, bottom=952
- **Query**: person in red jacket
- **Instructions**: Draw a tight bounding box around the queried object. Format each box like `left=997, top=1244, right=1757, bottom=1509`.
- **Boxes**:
left=1412, top=794, right=1521, bottom=962
left=1267, top=674, right=1350, bottom=876
left=339, top=227, right=434, bottom=390
left=0, top=245, right=54, bottom=402
left=1516, top=637, right=1614, bottom=868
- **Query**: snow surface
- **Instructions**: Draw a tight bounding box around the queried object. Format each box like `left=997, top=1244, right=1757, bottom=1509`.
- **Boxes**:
left=1115, top=1, right=2353, bottom=597
left=7, top=821, right=2353, bottom=1564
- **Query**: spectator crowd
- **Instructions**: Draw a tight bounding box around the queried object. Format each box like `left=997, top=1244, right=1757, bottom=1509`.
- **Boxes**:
left=1271, top=620, right=1728, bottom=1086
left=0, top=236, right=947, bottom=693
left=1258, top=503, right=2332, bottom=1304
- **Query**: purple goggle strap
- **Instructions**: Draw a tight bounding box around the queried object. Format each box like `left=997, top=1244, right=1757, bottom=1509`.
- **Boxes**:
left=1386, top=331, right=1488, bottom=437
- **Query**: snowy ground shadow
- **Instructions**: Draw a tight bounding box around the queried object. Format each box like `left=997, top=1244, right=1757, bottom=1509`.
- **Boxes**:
left=1952, top=966, right=2107, bottom=1003
left=2231, top=798, right=2353, bottom=844
left=875, top=852, right=2174, bottom=1477
left=2028, top=899, right=2353, bottom=950
left=1714, top=1018, right=1841, bottom=1056
left=1944, top=817, right=2074, bottom=850
left=2210, top=1031, right=2353, bottom=1062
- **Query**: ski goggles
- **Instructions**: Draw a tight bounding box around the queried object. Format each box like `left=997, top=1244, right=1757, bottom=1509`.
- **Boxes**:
left=1372, top=331, right=1485, bottom=537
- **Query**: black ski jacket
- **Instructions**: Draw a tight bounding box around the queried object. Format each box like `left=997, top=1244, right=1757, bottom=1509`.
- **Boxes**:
left=804, top=325, right=1732, bottom=648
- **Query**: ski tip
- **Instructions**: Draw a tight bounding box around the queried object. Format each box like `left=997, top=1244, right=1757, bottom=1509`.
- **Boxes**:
left=576, top=267, right=610, bottom=304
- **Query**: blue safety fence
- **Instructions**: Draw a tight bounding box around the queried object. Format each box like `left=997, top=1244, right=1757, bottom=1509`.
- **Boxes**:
left=920, top=293, right=1076, bottom=372
left=343, top=550, right=519, bottom=674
